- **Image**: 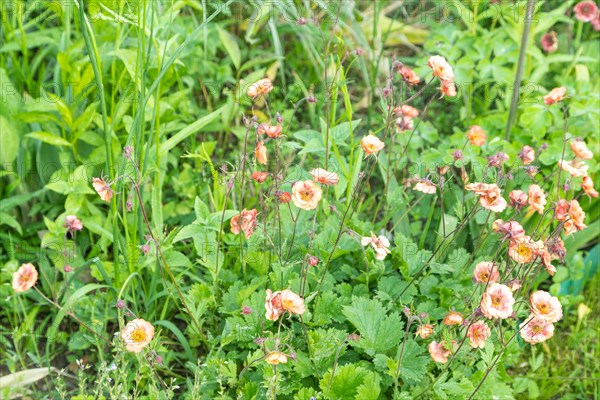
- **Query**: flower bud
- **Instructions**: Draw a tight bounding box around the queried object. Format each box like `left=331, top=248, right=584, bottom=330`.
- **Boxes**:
left=64, top=265, right=73, bottom=273
left=308, top=256, right=319, bottom=267
left=116, top=300, right=126, bottom=309
left=241, top=306, right=252, bottom=315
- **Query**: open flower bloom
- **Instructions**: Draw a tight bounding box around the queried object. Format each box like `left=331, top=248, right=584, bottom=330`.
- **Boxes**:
left=310, top=168, right=339, bottom=185
left=443, top=311, right=464, bottom=326
left=276, top=191, right=291, bottom=203
left=121, top=319, right=155, bottom=353
left=12, top=263, right=38, bottom=292
left=508, top=235, right=544, bottom=263
left=428, top=340, right=454, bottom=363
left=467, top=321, right=491, bottom=349
left=480, top=283, right=515, bottom=319
left=509, top=190, right=529, bottom=210
left=527, top=184, right=547, bottom=214
left=574, top=1, right=598, bottom=22
left=473, top=261, right=500, bottom=283
left=541, top=31, right=558, bottom=53
left=257, top=123, right=282, bottom=139
left=465, top=183, right=507, bottom=212
left=554, top=199, right=570, bottom=221
left=361, top=232, right=391, bottom=260
left=440, top=80, right=457, bottom=97
left=92, top=177, right=113, bottom=202
left=541, top=246, right=558, bottom=276
left=255, top=141, right=268, bottom=165
left=530, top=290, right=563, bottom=323
left=563, top=199, right=587, bottom=235
left=265, top=351, right=288, bottom=365
left=396, top=116, right=414, bottom=132
left=291, top=180, right=322, bottom=210
left=571, top=140, right=593, bottom=159
left=416, top=324, right=434, bottom=339
left=65, top=215, right=83, bottom=232
left=397, top=65, right=421, bottom=85
left=519, top=146, right=536, bottom=165
left=467, top=125, right=486, bottom=146
left=428, top=55, right=455, bottom=82
left=546, top=236, right=566, bottom=263
left=360, top=134, right=385, bottom=156
left=492, top=219, right=525, bottom=242
left=520, top=314, right=555, bottom=344
left=247, top=78, right=273, bottom=98
left=230, top=209, right=258, bottom=239
left=543, top=86, right=566, bottom=105
left=397, top=104, right=419, bottom=118
left=252, top=171, right=268, bottom=183
left=582, top=176, right=599, bottom=198
left=558, top=159, right=588, bottom=177
left=265, top=289, right=305, bottom=320
left=413, top=179, right=436, bottom=194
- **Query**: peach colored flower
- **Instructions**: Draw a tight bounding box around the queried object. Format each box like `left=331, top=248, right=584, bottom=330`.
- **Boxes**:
left=562, top=199, right=587, bottom=235
left=396, top=116, right=414, bottom=132
left=509, top=190, right=529, bottom=210
left=558, top=159, right=588, bottom=177
left=416, top=324, right=434, bottom=339
left=257, top=123, right=282, bottom=139
left=554, top=199, right=570, bottom=221
left=280, top=289, right=306, bottom=315
left=230, top=209, right=258, bottom=239
left=265, top=289, right=284, bottom=321
left=360, top=134, right=385, bottom=156
left=92, top=177, right=113, bottom=202
left=467, top=125, right=486, bottom=146
left=473, top=261, right=500, bottom=283
left=265, top=351, right=288, bottom=365
left=492, top=219, right=525, bottom=241
left=441, top=81, right=457, bottom=97
left=443, top=311, right=464, bottom=326
left=541, top=246, right=558, bottom=276
left=541, top=31, right=558, bottom=53
left=519, top=146, right=536, bottom=165
left=582, top=176, right=599, bottom=198
left=252, top=171, right=268, bottom=183
left=277, top=191, right=291, bottom=203
left=465, top=183, right=507, bottom=212
left=530, top=290, right=563, bottom=323
left=527, top=184, right=547, bottom=214
left=247, top=78, right=273, bottom=98
left=398, top=65, right=421, bottom=85
left=508, top=236, right=544, bottom=263
left=592, top=10, right=600, bottom=30
left=12, top=263, right=38, bottom=293
left=480, top=283, right=515, bottom=319
left=543, top=86, right=566, bottom=105
left=121, top=319, right=155, bottom=353
left=571, top=140, right=593, bottom=159
left=310, top=168, right=339, bottom=185
left=361, top=232, right=391, bottom=261
left=413, top=179, right=436, bottom=194
left=467, top=321, right=491, bottom=349
left=428, top=340, right=454, bottom=364
left=520, top=314, right=555, bottom=344
left=574, top=1, right=598, bottom=22
left=546, top=236, right=566, bottom=263
left=428, top=56, right=455, bottom=82
left=393, top=104, right=419, bottom=118
left=64, top=215, right=83, bottom=232
left=255, top=141, right=268, bottom=165
left=291, top=180, right=322, bottom=210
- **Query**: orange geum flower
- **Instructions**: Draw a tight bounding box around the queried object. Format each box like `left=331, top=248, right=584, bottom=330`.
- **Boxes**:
left=361, top=232, right=391, bottom=261
left=520, top=314, right=555, bottom=344
left=360, top=134, right=385, bottom=156
left=508, top=236, right=544, bottom=264
left=251, top=171, right=268, bottom=183
left=574, top=1, right=598, bottom=22
left=480, top=283, right=515, bottom=319
left=413, top=179, right=436, bottom=194
left=530, top=290, right=563, bottom=323
left=230, top=209, right=258, bottom=239
left=558, top=159, right=588, bottom=177
left=509, top=190, right=528, bottom=210
left=543, top=86, right=566, bottom=105
left=64, top=215, right=83, bottom=232
left=397, top=65, right=421, bottom=85
left=92, top=177, right=114, bottom=202
left=265, top=289, right=284, bottom=321
left=265, top=351, right=288, bottom=365
left=570, top=139, right=593, bottom=159
left=416, top=324, right=434, bottom=339
left=280, top=289, right=306, bottom=315
left=247, top=78, right=273, bottom=99
left=467, top=125, right=486, bottom=146
left=440, top=80, right=457, bottom=97
left=291, top=180, right=322, bottom=210
left=121, top=319, right=155, bottom=353
left=519, top=145, right=535, bottom=165
left=562, top=199, right=587, bottom=235
left=527, top=184, right=547, bottom=214
left=492, top=219, right=525, bottom=241
left=310, top=168, right=339, bottom=185
left=393, top=104, right=419, bottom=118
left=473, top=261, right=500, bottom=284
left=12, top=263, right=38, bottom=293
left=467, top=321, right=490, bottom=349
left=257, top=123, right=282, bottom=139
left=428, top=340, right=454, bottom=364
left=428, top=55, right=455, bottom=82
left=582, top=176, right=599, bottom=198
left=255, top=141, right=268, bottom=165
left=443, top=311, right=464, bottom=326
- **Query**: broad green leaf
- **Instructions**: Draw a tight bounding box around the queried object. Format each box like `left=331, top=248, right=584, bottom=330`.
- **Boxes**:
left=217, top=27, right=241, bottom=70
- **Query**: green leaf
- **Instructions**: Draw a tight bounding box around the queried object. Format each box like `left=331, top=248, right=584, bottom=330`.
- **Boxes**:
left=342, top=296, right=404, bottom=355
left=160, top=107, right=224, bottom=154
left=320, top=364, right=381, bottom=400
left=217, top=27, right=241, bottom=70
left=25, top=132, right=71, bottom=146
left=0, top=115, right=20, bottom=163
